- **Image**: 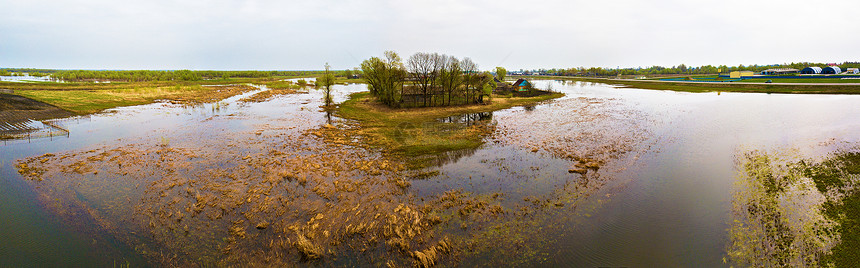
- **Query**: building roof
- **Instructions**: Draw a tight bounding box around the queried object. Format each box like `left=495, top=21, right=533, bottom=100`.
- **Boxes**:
left=514, top=78, right=526, bottom=86
left=513, top=78, right=528, bottom=87
left=762, top=68, right=799, bottom=73
left=800, top=67, right=822, bottom=74
left=822, top=66, right=842, bottom=74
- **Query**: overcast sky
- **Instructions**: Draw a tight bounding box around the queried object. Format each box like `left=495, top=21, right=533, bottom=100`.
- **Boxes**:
left=2, top=0, right=859, bottom=71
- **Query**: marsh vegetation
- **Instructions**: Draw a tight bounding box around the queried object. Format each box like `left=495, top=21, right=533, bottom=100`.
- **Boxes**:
left=728, top=148, right=860, bottom=267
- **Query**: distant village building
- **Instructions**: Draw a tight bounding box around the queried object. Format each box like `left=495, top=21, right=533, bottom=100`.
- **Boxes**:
left=729, top=71, right=755, bottom=78
left=822, top=66, right=842, bottom=74
left=760, top=68, right=799, bottom=75
left=800, top=67, right=822, bottom=74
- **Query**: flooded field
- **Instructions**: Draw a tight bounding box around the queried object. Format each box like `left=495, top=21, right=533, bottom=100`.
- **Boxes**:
left=3, top=80, right=860, bottom=266
left=0, top=75, right=57, bottom=83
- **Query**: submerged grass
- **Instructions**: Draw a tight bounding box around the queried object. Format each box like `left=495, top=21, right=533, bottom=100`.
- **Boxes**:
left=729, top=148, right=860, bottom=267
left=333, top=91, right=563, bottom=159
left=800, top=150, right=860, bottom=267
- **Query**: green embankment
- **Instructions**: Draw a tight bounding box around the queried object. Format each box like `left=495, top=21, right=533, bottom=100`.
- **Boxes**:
left=565, top=77, right=860, bottom=94
left=742, top=78, right=860, bottom=83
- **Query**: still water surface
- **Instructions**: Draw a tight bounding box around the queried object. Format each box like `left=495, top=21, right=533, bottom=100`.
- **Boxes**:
left=2, top=80, right=859, bottom=266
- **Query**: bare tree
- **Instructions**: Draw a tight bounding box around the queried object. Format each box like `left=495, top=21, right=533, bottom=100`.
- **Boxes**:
left=438, top=55, right=462, bottom=106
left=407, top=52, right=443, bottom=107
left=460, top=58, right=479, bottom=104
left=430, top=53, right=444, bottom=106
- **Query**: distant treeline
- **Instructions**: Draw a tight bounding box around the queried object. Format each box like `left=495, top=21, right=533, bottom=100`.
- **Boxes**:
left=528, top=62, right=860, bottom=77
left=47, top=70, right=326, bottom=82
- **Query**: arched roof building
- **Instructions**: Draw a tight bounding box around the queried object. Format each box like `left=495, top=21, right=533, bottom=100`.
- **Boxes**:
left=800, top=67, right=822, bottom=74
left=822, top=66, right=842, bottom=74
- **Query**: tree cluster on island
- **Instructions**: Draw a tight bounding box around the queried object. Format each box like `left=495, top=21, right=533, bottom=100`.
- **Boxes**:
left=359, top=51, right=497, bottom=108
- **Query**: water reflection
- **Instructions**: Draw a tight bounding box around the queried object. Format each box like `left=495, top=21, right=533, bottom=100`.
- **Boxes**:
left=416, top=147, right=481, bottom=167
left=437, top=112, right=493, bottom=125
left=1, top=119, right=70, bottom=142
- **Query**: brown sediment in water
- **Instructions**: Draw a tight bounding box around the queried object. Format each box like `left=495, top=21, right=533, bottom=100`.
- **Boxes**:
left=489, top=96, right=650, bottom=172
left=17, top=129, right=457, bottom=266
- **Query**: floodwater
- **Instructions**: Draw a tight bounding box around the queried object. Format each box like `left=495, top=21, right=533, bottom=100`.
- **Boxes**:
left=2, top=80, right=860, bottom=266
left=0, top=75, right=57, bottom=83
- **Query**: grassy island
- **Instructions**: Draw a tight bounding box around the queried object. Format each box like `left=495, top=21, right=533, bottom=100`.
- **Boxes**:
left=330, top=91, right=562, bottom=159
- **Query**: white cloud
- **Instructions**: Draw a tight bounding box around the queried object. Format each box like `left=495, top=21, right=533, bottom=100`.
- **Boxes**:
left=1, top=0, right=858, bottom=70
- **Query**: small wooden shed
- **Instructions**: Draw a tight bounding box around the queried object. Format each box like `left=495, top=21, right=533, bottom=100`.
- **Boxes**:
left=513, top=78, right=531, bottom=91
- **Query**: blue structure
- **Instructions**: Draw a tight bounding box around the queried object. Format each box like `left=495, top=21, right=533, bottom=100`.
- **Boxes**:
left=822, top=66, right=842, bottom=74
left=800, top=67, right=822, bottom=74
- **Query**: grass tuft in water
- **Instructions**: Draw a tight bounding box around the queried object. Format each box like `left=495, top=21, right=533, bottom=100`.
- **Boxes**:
left=728, top=148, right=860, bottom=267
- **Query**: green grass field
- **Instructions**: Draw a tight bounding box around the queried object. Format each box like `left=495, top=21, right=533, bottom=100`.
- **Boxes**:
left=742, top=77, right=860, bottom=83
left=1, top=75, right=334, bottom=114
left=557, top=77, right=860, bottom=94
left=12, top=84, right=258, bottom=114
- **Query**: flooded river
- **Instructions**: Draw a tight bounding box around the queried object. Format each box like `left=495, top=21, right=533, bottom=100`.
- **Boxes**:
left=2, top=80, right=860, bottom=266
